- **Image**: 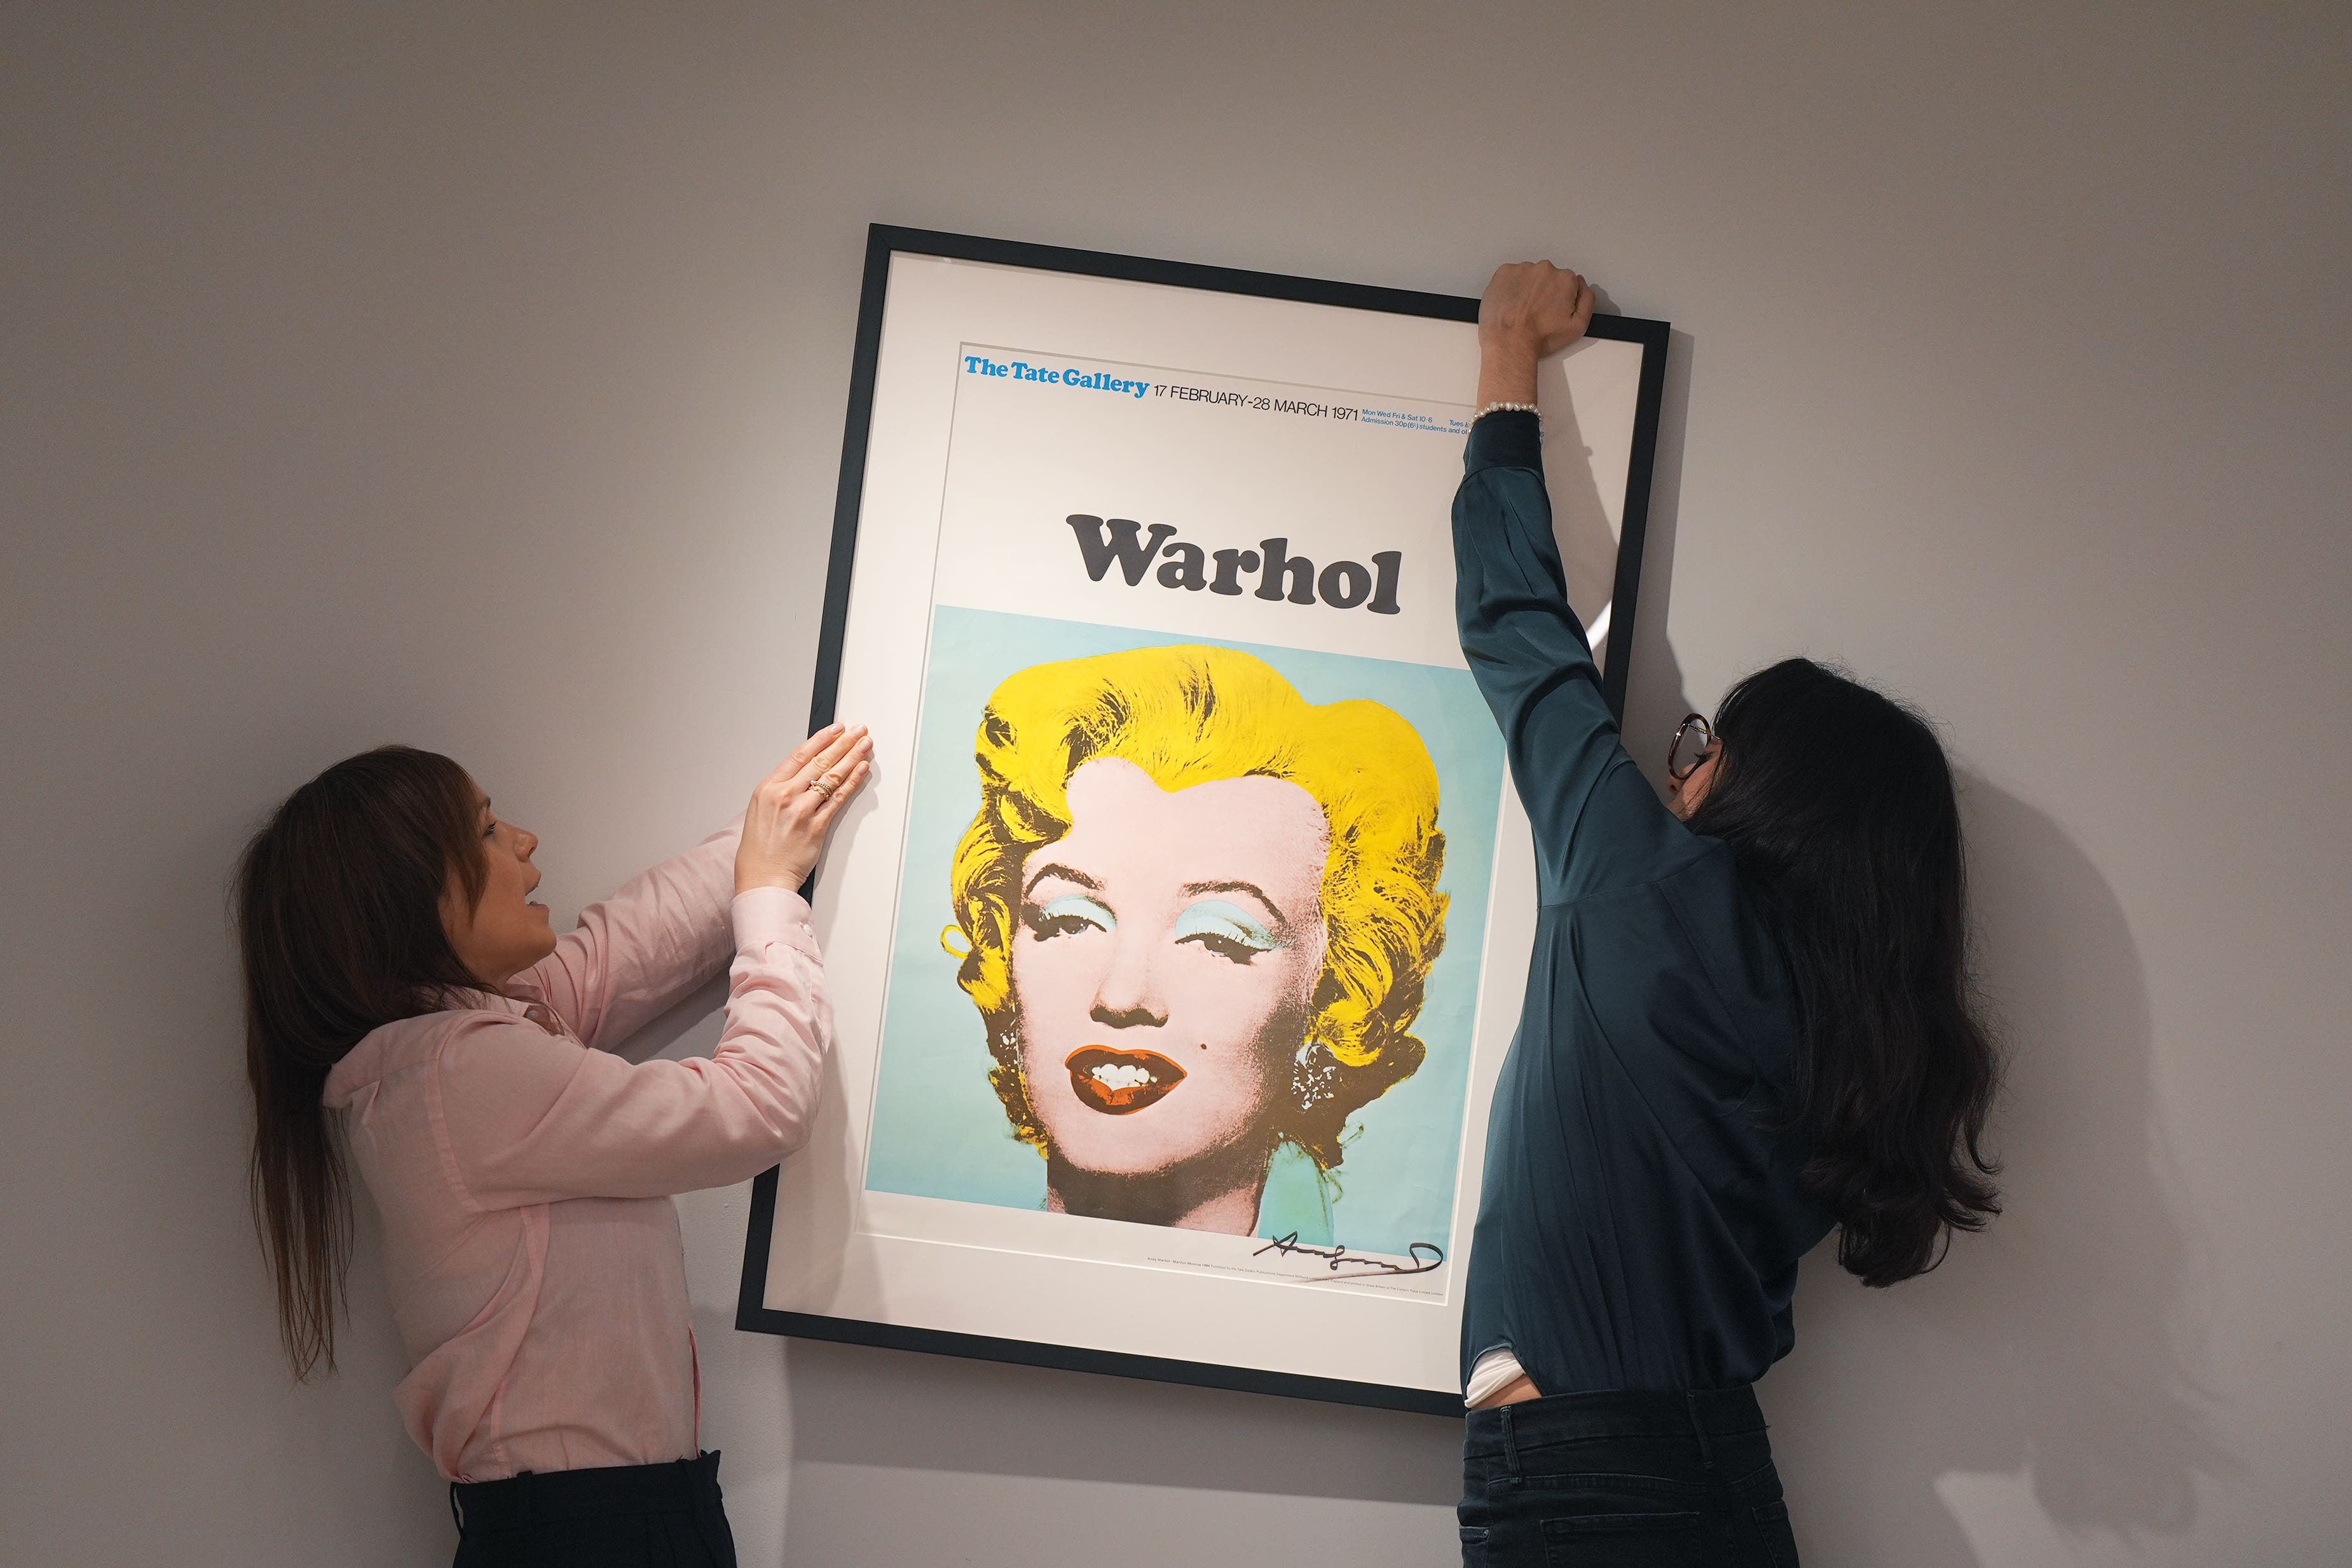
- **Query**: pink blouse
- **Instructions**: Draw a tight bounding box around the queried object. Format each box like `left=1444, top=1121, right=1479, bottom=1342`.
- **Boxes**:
left=322, top=824, right=829, bottom=1482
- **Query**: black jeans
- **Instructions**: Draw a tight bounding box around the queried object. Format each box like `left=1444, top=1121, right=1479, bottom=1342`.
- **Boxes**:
left=450, top=1450, right=738, bottom=1567
left=1460, top=1386, right=1798, bottom=1567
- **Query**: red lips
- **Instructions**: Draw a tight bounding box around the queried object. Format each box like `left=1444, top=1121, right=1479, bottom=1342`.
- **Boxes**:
left=1065, top=1047, right=1187, bottom=1114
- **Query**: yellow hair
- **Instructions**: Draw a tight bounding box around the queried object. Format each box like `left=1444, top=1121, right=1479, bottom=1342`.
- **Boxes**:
left=944, top=643, right=1448, bottom=1169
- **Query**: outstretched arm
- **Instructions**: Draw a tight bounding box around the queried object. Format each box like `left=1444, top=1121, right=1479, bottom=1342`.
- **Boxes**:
left=1455, top=262, right=1688, bottom=902
left=435, top=888, right=834, bottom=1204
left=438, top=732, right=876, bottom=1204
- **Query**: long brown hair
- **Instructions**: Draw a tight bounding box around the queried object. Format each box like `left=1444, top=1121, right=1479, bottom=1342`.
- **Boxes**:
left=235, top=745, right=486, bottom=1378
left=1685, top=659, right=2002, bottom=1286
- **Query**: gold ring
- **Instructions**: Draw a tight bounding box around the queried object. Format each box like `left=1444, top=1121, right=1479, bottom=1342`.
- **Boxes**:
left=807, top=778, right=836, bottom=800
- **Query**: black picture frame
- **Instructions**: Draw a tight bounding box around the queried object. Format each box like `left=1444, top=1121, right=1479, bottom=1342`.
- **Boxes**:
left=736, top=224, right=1671, bottom=1417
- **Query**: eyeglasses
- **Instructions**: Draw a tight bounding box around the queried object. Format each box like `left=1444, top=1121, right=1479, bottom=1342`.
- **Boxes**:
left=1667, top=712, right=1718, bottom=782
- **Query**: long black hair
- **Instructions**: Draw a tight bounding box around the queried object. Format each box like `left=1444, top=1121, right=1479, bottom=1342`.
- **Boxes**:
left=235, top=745, right=487, bottom=1377
left=1685, top=658, right=2000, bottom=1286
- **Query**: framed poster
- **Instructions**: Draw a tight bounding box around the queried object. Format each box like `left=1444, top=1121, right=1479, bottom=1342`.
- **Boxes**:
left=737, top=225, right=1668, bottom=1415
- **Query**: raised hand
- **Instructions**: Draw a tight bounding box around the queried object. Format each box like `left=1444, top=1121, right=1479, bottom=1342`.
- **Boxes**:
left=735, top=723, right=875, bottom=893
left=1475, top=261, right=1596, bottom=409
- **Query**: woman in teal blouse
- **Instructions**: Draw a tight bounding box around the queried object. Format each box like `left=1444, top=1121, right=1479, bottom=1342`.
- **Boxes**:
left=1452, top=262, right=2001, bottom=1568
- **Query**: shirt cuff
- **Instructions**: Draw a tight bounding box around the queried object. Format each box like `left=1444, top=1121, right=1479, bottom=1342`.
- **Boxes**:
left=1464, top=409, right=1542, bottom=474
left=731, top=885, right=821, bottom=962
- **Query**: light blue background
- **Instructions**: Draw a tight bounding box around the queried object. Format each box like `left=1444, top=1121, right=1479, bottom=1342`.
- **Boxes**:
left=862, top=606, right=1504, bottom=1257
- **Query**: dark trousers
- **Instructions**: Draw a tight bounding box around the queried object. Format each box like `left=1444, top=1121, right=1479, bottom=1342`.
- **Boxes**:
left=450, top=1450, right=738, bottom=1567
left=1460, top=1386, right=1799, bottom=1566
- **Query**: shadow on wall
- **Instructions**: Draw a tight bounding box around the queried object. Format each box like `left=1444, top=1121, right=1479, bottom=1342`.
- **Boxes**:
left=780, top=1335, right=1460, bottom=1506
left=1534, top=336, right=1623, bottom=630
left=1763, top=776, right=2236, bottom=1567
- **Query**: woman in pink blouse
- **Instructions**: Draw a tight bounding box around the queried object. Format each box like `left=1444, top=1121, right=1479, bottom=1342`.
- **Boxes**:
left=237, top=723, right=872, bottom=1567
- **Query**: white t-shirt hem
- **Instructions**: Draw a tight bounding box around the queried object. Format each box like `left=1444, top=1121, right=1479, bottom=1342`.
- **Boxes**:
left=1465, top=1346, right=1529, bottom=1408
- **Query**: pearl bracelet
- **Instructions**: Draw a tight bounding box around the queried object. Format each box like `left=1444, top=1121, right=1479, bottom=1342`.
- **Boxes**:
left=1472, top=400, right=1541, bottom=425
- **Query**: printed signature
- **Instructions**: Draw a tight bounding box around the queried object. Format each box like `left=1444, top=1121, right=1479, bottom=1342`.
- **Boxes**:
left=1253, top=1232, right=1446, bottom=1282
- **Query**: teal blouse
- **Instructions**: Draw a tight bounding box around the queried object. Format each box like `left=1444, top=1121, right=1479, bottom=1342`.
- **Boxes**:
left=1454, top=411, right=1832, bottom=1395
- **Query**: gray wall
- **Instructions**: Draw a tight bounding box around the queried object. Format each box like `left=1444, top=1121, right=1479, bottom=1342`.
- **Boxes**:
left=4, top=4, right=2344, bottom=1565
